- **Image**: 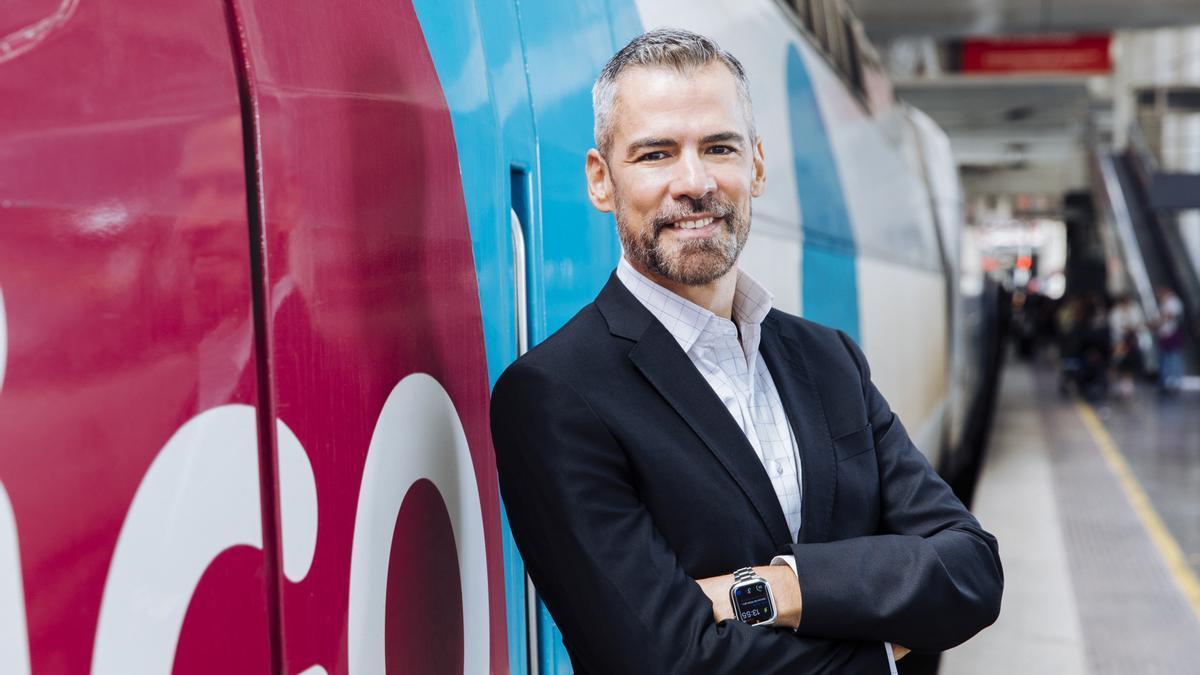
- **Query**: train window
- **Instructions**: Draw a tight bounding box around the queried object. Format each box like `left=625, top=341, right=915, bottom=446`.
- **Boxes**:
left=809, top=0, right=829, bottom=51
left=843, top=17, right=864, bottom=95
left=781, top=0, right=874, bottom=107
left=825, top=3, right=847, bottom=76
left=798, top=0, right=816, bottom=34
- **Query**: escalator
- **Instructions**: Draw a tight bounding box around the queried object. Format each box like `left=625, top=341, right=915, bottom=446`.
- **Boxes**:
left=1098, top=148, right=1200, bottom=374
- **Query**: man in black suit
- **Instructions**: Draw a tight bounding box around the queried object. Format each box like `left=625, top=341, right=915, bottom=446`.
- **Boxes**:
left=490, top=28, right=1002, bottom=674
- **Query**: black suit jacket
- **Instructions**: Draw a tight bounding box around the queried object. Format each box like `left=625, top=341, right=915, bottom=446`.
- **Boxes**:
left=490, top=274, right=1002, bottom=674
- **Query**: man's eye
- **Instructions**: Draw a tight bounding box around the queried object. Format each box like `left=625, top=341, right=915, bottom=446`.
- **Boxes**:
left=637, top=151, right=668, bottom=162
left=708, top=145, right=736, bottom=155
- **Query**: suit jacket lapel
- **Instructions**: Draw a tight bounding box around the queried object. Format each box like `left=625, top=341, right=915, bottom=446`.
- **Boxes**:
left=760, top=314, right=837, bottom=544
left=596, top=275, right=793, bottom=549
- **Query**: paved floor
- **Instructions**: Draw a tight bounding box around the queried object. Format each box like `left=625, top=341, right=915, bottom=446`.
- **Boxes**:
left=1089, top=386, right=1200, bottom=579
left=941, top=362, right=1200, bottom=674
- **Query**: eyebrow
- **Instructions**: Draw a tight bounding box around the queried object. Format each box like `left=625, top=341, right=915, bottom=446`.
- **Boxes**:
left=624, top=137, right=676, bottom=156
left=701, top=131, right=745, bottom=145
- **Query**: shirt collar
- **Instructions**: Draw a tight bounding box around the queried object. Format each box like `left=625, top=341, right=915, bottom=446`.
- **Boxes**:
left=615, top=257, right=774, bottom=354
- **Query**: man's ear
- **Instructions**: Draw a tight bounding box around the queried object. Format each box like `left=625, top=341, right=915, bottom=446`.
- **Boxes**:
left=586, top=148, right=615, bottom=213
left=751, top=137, right=766, bottom=198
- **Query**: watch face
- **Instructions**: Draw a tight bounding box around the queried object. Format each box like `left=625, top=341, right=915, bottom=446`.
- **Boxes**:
left=732, top=581, right=775, bottom=625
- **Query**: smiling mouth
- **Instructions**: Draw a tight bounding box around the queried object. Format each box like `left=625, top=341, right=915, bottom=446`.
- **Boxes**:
left=673, top=216, right=715, bottom=230
left=665, top=214, right=724, bottom=231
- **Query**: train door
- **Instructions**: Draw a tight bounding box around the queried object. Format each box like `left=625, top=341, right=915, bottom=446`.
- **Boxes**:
left=508, top=1, right=643, bottom=672
left=0, top=1, right=278, bottom=672
left=403, top=1, right=543, bottom=672
left=417, top=0, right=646, bottom=668
left=412, top=0, right=642, bottom=671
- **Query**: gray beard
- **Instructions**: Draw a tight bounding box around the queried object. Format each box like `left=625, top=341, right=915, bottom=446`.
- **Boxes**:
left=616, top=199, right=749, bottom=286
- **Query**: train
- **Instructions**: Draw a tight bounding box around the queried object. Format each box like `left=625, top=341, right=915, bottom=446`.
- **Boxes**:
left=0, top=0, right=1002, bottom=672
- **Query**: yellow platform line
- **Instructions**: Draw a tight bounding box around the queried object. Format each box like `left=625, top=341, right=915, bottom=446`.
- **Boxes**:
left=1076, top=402, right=1200, bottom=623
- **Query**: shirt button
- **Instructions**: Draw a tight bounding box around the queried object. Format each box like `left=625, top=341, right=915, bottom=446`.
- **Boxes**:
left=772, top=461, right=784, bottom=476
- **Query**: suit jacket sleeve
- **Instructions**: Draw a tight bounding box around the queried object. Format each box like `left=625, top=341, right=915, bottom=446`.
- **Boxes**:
left=491, top=361, right=890, bottom=674
left=784, top=331, right=1004, bottom=652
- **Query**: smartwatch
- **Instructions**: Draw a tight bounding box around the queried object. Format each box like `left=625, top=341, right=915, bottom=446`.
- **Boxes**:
left=728, top=567, right=777, bottom=626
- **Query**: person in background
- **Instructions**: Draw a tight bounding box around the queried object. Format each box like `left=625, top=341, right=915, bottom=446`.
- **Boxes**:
left=1108, top=294, right=1143, bottom=399
left=1058, top=294, right=1110, bottom=400
left=1154, top=286, right=1185, bottom=394
left=1056, top=296, right=1083, bottom=395
left=1077, top=294, right=1112, bottom=401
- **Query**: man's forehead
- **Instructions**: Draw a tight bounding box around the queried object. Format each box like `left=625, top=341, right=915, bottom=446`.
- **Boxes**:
left=612, top=61, right=736, bottom=100
left=609, top=63, right=745, bottom=139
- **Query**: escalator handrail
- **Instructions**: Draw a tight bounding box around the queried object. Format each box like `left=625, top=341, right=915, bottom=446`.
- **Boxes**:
left=1093, top=148, right=1162, bottom=323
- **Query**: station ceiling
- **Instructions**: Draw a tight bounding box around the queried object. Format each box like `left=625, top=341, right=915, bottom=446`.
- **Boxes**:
left=898, top=75, right=1095, bottom=173
left=848, top=0, right=1200, bottom=39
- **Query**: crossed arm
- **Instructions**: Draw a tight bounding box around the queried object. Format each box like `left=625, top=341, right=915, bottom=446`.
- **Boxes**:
left=686, top=333, right=1002, bottom=657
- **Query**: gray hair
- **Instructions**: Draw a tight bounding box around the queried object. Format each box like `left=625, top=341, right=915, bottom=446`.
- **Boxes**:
left=592, top=28, right=756, bottom=157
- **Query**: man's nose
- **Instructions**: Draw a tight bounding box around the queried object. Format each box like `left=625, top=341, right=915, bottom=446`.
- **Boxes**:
left=669, top=151, right=716, bottom=200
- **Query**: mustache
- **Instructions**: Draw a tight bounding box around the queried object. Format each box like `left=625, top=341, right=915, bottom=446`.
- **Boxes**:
left=651, top=196, right=735, bottom=234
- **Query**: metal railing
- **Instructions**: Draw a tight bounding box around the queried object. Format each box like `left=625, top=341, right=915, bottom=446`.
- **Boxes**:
left=1092, top=147, right=1162, bottom=323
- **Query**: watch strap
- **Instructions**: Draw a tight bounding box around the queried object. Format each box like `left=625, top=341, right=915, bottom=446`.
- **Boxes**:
left=732, top=566, right=758, bottom=582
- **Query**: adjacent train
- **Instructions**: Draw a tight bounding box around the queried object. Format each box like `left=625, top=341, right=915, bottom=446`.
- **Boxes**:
left=0, top=0, right=1000, bottom=672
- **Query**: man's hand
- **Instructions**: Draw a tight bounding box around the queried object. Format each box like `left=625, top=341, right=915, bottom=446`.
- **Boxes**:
left=694, top=566, right=802, bottom=629
left=695, top=574, right=737, bottom=623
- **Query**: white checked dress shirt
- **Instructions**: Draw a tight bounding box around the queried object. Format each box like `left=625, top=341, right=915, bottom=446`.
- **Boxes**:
left=616, top=258, right=804, bottom=538
left=616, top=258, right=900, bottom=673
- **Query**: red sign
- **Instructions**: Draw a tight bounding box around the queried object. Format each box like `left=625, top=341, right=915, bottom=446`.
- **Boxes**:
left=961, top=34, right=1112, bottom=74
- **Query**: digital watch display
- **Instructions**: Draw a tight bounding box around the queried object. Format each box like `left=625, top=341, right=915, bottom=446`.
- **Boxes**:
left=728, top=567, right=777, bottom=626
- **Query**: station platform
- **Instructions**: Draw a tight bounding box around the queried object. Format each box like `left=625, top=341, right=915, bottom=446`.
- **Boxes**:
left=941, top=359, right=1200, bottom=674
